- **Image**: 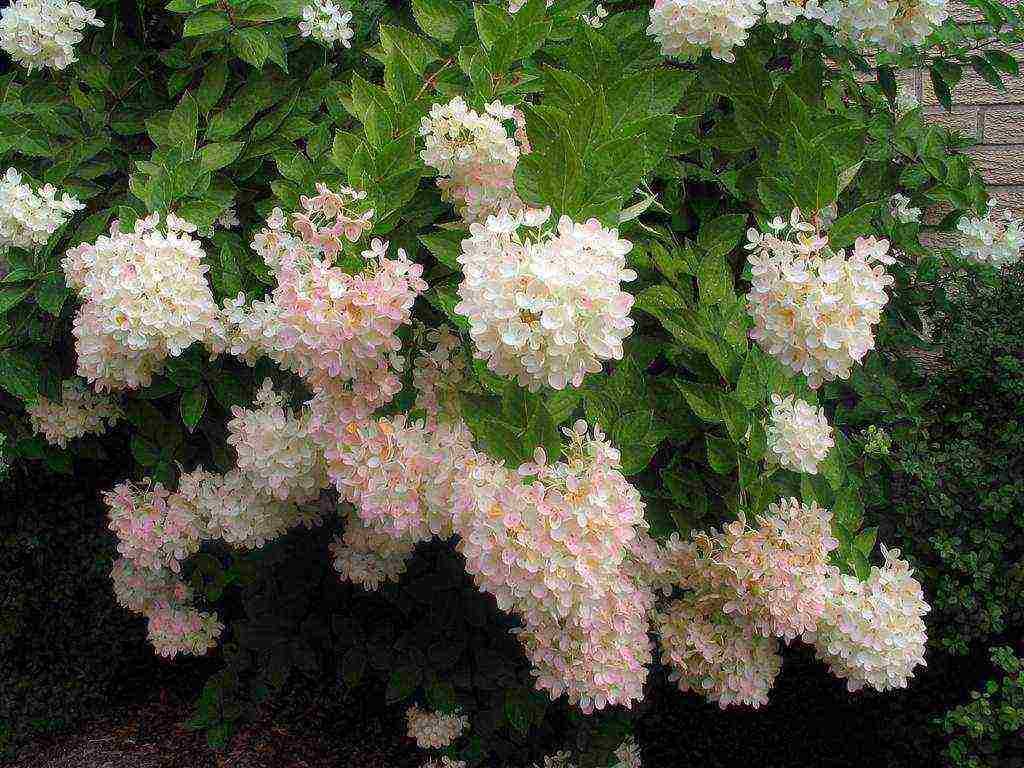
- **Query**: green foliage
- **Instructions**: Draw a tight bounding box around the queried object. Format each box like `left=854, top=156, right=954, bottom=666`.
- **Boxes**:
left=0, top=0, right=1021, bottom=762
left=938, top=647, right=1024, bottom=768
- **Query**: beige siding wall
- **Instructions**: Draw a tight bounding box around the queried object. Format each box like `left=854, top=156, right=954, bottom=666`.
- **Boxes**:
left=915, top=4, right=1024, bottom=214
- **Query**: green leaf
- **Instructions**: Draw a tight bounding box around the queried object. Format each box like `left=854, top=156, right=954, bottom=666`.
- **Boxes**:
left=199, top=141, right=244, bottom=170
left=180, top=384, right=209, bottom=430
left=183, top=9, right=230, bottom=36
left=0, top=285, right=33, bottom=314
left=718, top=393, right=750, bottom=444
left=35, top=276, right=71, bottom=316
left=490, top=20, right=552, bottom=71
left=232, top=28, right=271, bottom=68
left=385, top=665, right=421, bottom=703
left=168, top=92, right=199, bottom=158
left=131, top=435, right=161, bottom=467
left=697, top=252, right=734, bottom=307
left=829, top=202, right=877, bottom=249
left=675, top=381, right=723, bottom=423
left=412, top=0, right=464, bottom=41
left=706, top=435, right=736, bottom=474
left=194, top=58, right=229, bottom=112
left=0, top=351, right=41, bottom=402
left=735, top=351, right=764, bottom=408
left=419, top=230, right=466, bottom=272
left=697, top=214, right=747, bottom=258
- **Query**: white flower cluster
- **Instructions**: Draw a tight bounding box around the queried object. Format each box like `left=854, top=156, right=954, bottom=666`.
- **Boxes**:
left=63, top=213, right=223, bottom=391
left=890, top=193, right=921, bottom=224
left=298, top=1, right=354, bottom=48
left=745, top=209, right=895, bottom=388
left=647, top=0, right=948, bottom=62
left=226, top=379, right=325, bottom=503
left=830, top=0, right=948, bottom=52
left=765, top=393, right=834, bottom=474
left=0, top=0, right=103, bottom=71
left=956, top=200, right=1024, bottom=268
left=0, top=167, right=83, bottom=251
left=419, top=97, right=530, bottom=224
left=803, top=546, right=929, bottom=691
left=26, top=379, right=120, bottom=448
left=455, top=209, right=636, bottom=391
left=405, top=705, right=469, bottom=749
left=646, top=0, right=764, bottom=62
left=330, top=515, right=415, bottom=591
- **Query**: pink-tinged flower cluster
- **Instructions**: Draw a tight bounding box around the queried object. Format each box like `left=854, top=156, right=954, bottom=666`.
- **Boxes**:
left=110, top=557, right=222, bottom=659
left=330, top=514, right=416, bottom=591
left=0, top=167, right=83, bottom=250
left=405, top=705, right=469, bottom=749
left=420, top=97, right=531, bottom=223
left=26, top=379, right=120, bottom=448
left=693, top=498, right=839, bottom=640
left=614, top=736, right=642, bottom=768
left=766, top=393, right=835, bottom=474
left=803, top=545, right=929, bottom=691
left=420, top=759, right=466, bottom=768
left=456, top=209, right=636, bottom=392
left=226, top=379, right=326, bottom=503
left=63, top=213, right=223, bottom=391
left=104, top=479, right=205, bottom=573
left=453, top=421, right=654, bottom=712
left=956, top=199, right=1024, bottom=268
left=146, top=601, right=224, bottom=658
left=227, top=236, right=425, bottom=411
left=110, top=557, right=192, bottom=614
left=177, top=466, right=324, bottom=550
left=412, top=326, right=468, bottom=424
left=745, top=208, right=895, bottom=388
left=654, top=593, right=783, bottom=708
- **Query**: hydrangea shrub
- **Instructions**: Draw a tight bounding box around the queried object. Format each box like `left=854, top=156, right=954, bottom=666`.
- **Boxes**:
left=0, top=0, right=1022, bottom=763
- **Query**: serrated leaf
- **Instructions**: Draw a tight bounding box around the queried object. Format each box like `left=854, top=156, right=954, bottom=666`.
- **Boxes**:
left=0, top=351, right=41, bottom=402
left=829, top=202, right=877, bottom=249
left=199, top=141, right=243, bottom=170
left=706, top=435, right=736, bottom=474
left=35, top=276, right=71, bottom=316
left=697, top=214, right=747, bottom=258
left=183, top=9, right=230, bottom=36
left=675, top=380, right=723, bottom=423
left=412, top=0, right=464, bottom=41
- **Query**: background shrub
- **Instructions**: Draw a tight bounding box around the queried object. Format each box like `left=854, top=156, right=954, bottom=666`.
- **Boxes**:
left=881, top=264, right=1024, bottom=655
